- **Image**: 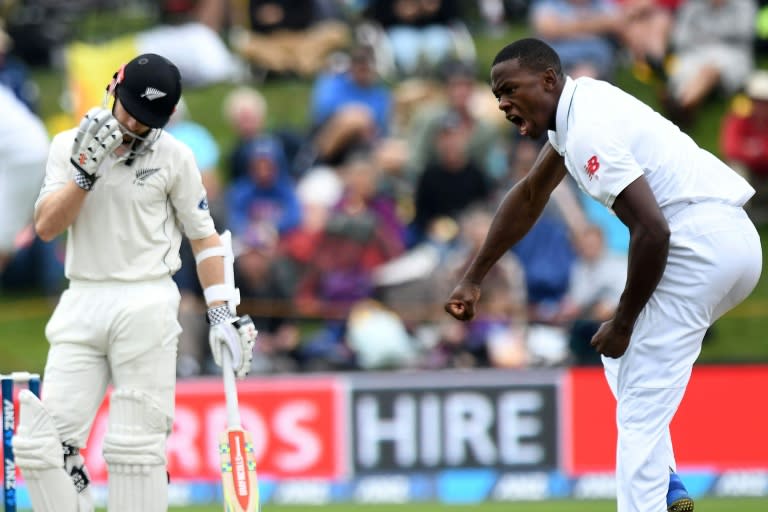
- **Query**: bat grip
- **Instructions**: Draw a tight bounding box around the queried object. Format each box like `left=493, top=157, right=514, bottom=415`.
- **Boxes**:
left=221, top=345, right=242, bottom=428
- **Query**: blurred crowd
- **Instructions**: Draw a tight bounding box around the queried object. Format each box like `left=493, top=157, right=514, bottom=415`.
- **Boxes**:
left=2, top=0, right=768, bottom=377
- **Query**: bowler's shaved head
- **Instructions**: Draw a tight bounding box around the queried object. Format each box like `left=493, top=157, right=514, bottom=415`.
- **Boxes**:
left=492, top=38, right=564, bottom=79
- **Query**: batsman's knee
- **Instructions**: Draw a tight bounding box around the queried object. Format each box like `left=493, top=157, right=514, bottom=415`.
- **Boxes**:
left=102, top=388, right=172, bottom=468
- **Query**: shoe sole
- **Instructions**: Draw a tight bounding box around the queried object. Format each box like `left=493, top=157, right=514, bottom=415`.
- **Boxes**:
left=668, top=497, right=694, bottom=512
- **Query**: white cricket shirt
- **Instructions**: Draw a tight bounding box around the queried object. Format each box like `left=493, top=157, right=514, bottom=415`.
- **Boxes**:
left=548, top=77, right=755, bottom=212
left=36, top=129, right=216, bottom=281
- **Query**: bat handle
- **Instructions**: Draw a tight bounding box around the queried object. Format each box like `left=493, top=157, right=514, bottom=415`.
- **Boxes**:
left=221, top=345, right=242, bottom=429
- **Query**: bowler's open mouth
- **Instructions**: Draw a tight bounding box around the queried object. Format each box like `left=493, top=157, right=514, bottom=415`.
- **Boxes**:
left=508, top=114, right=528, bottom=136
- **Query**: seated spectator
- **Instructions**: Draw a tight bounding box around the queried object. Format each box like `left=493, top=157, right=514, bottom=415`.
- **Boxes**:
left=310, top=44, right=392, bottom=137
left=167, top=97, right=223, bottom=219
left=363, top=0, right=465, bottom=77
left=279, top=165, right=344, bottom=288
left=721, top=69, right=768, bottom=222
left=618, top=0, right=674, bottom=83
left=226, top=137, right=302, bottom=237
left=502, top=137, right=577, bottom=365
left=530, top=0, right=622, bottom=80
left=346, top=299, right=421, bottom=370
left=427, top=206, right=529, bottom=369
left=561, top=225, right=627, bottom=365
left=663, top=0, right=757, bottom=127
left=293, top=154, right=405, bottom=371
left=235, top=224, right=302, bottom=374
left=230, top=0, right=351, bottom=78
left=405, top=59, right=501, bottom=185
left=410, top=112, right=490, bottom=245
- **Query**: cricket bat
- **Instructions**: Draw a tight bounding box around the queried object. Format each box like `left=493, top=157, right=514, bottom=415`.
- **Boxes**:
left=219, top=347, right=260, bottom=512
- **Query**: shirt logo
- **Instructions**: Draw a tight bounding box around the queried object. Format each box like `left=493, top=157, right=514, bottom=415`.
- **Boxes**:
left=141, top=87, right=167, bottom=101
left=134, top=167, right=161, bottom=186
left=198, top=197, right=209, bottom=210
left=584, top=155, right=600, bottom=180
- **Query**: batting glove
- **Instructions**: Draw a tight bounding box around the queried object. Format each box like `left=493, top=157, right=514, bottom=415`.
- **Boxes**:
left=70, top=107, right=123, bottom=190
left=208, top=305, right=258, bottom=379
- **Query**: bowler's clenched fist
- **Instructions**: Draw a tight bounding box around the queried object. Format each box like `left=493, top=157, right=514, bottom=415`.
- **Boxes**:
left=444, top=281, right=482, bottom=321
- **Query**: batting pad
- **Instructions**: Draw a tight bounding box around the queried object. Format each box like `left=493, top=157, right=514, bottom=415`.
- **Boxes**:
left=102, top=388, right=171, bottom=512
left=12, top=390, right=88, bottom=512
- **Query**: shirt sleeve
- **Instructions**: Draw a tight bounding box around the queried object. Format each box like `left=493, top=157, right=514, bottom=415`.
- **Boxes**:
left=568, top=124, right=644, bottom=208
left=35, top=130, right=74, bottom=211
left=168, top=142, right=217, bottom=240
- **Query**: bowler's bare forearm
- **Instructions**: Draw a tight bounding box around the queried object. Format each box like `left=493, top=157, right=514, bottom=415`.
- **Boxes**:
left=463, top=142, right=567, bottom=285
left=611, top=177, right=670, bottom=331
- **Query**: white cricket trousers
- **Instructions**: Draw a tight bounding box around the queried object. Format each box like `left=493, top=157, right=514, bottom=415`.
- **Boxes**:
left=41, top=276, right=182, bottom=447
left=602, top=202, right=762, bottom=512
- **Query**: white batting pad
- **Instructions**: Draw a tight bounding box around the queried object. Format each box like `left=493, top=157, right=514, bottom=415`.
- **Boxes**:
left=12, top=390, right=90, bottom=511
left=103, top=389, right=171, bottom=512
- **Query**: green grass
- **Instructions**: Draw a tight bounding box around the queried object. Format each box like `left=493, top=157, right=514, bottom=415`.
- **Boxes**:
left=161, top=498, right=768, bottom=511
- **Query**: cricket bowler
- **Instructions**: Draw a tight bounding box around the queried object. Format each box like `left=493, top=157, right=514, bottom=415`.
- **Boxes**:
left=445, top=38, right=762, bottom=512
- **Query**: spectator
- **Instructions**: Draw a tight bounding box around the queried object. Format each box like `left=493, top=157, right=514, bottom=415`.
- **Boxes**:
left=222, top=86, right=298, bottom=180
left=562, top=224, right=628, bottom=365
left=0, top=84, right=48, bottom=275
left=406, top=59, right=501, bottom=185
left=428, top=206, right=529, bottom=369
left=664, top=0, right=757, bottom=127
left=411, top=111, right=490, bottom=244
left=226, top=137, right=302, bottom=237
left=293, top=154, right=404, bottom=370
left=721, top=69, right=768, bottom=222
left=364, top=0, right=465, bottom=77
left=235, top=223, right=302, bottom=374
left=530, top=0, right=623, bottom=80
left=167, top=97, right=223, bottom=218
left=503, top=139, right=578, bottom=366
left=230, top=0, right=351, bottom=78
left=619, top=0, right=675, bottom=82
left=279, top=165, right=344, bottom=287
left=310, top=44, right=392, bottom=137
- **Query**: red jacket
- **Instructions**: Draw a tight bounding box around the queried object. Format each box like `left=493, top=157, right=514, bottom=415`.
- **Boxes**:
left=721, top=112, right=768, bottom=177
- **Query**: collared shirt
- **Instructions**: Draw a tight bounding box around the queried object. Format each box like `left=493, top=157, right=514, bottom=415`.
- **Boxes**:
left=36, top=129, right=216, bottom=281
left=548, top=76, right=755, bottom=212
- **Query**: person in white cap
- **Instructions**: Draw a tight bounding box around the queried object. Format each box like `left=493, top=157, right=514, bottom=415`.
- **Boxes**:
left=12, top=53, right=257, bottom=512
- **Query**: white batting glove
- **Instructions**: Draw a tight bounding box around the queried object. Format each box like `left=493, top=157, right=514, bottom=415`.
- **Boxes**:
left=70, top=107, right=123, bottom=190
left=208, top=305, right=257, bottom=379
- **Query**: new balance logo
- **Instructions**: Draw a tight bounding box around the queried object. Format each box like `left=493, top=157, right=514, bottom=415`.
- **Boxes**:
left=141, top=87, right=167, bottom=101
left=134, top=167, right=161, bottom=186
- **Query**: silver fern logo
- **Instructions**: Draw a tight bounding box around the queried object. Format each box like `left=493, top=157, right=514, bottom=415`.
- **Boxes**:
left=134, top=167, right=161, bottom=186
left=141, top=87, right=167, bottom=101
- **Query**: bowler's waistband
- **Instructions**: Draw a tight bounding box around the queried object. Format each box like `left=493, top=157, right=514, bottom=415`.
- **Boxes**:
left=660, top=199, right=741, bottom=221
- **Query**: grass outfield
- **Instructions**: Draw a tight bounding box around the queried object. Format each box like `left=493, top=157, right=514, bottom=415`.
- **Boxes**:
left=163, top=498, right=768, bottom=511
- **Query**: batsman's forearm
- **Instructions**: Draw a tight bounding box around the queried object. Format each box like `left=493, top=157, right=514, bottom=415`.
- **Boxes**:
left=462, top=181, right=546, bottom=285
left=191, top=234, right=227, bottom=307
left=34, top=181, right=88, bottom=241
left=613, top=226, right=669, bottom=330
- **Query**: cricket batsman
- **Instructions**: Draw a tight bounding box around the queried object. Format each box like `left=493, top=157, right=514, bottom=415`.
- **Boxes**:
left=11, top=53, right=256, bottom=511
